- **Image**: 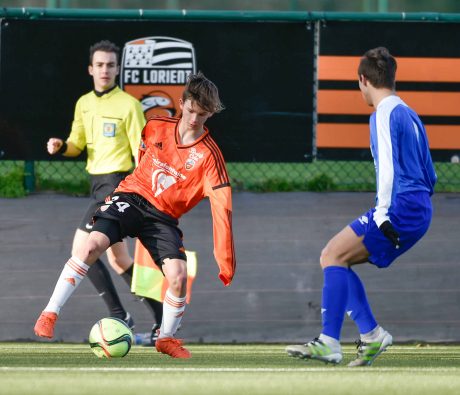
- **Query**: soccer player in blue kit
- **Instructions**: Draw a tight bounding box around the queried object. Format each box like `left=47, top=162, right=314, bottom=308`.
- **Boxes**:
left=286, top=47, right=437, bottom=366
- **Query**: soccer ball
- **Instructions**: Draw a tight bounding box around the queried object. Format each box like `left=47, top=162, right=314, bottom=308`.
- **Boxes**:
left=89, top=317, right=134, bottom=358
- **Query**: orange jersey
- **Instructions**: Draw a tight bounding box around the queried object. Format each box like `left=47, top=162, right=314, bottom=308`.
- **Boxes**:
left=116, top=116, right=236, bottom=286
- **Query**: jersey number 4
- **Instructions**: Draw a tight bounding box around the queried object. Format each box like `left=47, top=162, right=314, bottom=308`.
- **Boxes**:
left=108, top=195, right=130, bottom=213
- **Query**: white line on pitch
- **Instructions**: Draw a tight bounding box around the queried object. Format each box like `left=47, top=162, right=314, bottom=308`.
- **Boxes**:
left=1, top=367, right=459, bottom=373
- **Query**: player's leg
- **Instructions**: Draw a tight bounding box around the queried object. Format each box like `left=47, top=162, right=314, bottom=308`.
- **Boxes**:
left=286, top=225, right=368, bottom=364
left=34, top=230, right=112, bottom=338
left=72, top=229, right=133, bottom=327
left=84, top=174, right=134, bottom=328
left=344, top=205, right=423, bottom=367
left=138, top=218, right=191, bottom=358
left=346, top=268, right=392, bottom=367
left=105, top=240, right=132, bottom=274
left=160, top=257, right=187, bottom=333
left=154, top=257, right=190, bottom=358
left=347, top=268, right=377, bottom=335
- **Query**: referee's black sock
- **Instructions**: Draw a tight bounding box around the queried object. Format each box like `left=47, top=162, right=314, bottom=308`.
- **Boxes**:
left=121, top=264, right=163, bottom=324
left=87, top=259, right=127, bottom=319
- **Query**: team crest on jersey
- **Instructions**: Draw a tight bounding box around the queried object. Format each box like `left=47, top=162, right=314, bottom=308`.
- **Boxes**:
left=185, top=159, right=195, bottom=170
left=185, top=148, right=204, bottom=171
left=120, top=36, right=196, bottom=119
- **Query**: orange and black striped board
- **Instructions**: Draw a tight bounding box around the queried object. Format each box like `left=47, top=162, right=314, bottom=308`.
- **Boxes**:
left=318, top=21, right=460, bottom=161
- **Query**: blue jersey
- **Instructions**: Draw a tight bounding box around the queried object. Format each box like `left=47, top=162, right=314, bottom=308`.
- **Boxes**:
left=370, top=95, right=437, bottom=227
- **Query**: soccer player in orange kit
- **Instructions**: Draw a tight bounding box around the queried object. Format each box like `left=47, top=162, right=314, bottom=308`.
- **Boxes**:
left=34, top=72, right=236, bottom=359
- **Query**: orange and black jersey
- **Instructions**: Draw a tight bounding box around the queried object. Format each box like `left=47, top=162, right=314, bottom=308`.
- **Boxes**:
left=117, top=116, right=236, bottom=286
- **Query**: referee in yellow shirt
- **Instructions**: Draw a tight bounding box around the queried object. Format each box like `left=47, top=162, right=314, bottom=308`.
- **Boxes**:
left=46, top=40, right=162, bottom=343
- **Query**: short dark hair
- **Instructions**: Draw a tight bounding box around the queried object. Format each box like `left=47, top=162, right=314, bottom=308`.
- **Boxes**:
left=358, top=47, right=397, bottom=90
left=182, top=72, right=224, bottom=113
left=89, top=40, right=120, bottom=65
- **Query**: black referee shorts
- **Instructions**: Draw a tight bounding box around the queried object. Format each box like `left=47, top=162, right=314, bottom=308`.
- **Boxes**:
left=92, top=192, right=187, bottom=267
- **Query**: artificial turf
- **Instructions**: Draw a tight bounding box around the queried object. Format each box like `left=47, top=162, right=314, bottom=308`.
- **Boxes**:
left=1, top=343, right=459, bottom=395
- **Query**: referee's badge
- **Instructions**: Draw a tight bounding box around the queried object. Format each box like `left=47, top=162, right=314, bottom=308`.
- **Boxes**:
left=103, top=122, right=116, bottom=137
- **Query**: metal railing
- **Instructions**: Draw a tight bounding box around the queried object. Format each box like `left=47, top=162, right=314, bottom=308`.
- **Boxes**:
left=2, top=7, right=460, bottom=21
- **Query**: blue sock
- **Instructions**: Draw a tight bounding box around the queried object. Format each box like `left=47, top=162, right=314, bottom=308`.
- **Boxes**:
left=347, top=269, right=378, bottom=334
left=321, top=266, right=349, bottom=340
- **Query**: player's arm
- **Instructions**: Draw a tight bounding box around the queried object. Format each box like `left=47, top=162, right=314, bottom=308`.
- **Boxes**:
left=204, top=154, right=236, bottom=286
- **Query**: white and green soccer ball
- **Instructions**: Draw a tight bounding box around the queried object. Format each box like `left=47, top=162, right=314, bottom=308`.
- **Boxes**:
left=89, top=317, right=133, bottom=358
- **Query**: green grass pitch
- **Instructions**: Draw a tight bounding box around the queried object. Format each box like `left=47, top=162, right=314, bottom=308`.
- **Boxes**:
left=1, top=343, right=460, bottom=395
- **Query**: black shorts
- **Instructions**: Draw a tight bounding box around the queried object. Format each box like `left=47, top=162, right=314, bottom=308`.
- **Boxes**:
left=78, top=172, right=129, bottom=232
left=92, top=192, right=187, bottom=267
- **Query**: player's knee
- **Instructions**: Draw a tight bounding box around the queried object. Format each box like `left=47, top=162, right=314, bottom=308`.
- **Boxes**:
left=320, top=244, right=339, bottom=268
left=163, top=258, right=187, bottom=294
left=319, top=247, right=329, bottom=269
left=166, top=272, right=187, bottom=294
left=77, top=237, right=107, bottom=262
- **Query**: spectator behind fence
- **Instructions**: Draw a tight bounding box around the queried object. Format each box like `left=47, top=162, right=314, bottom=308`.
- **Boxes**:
left=44, top=40, right=163, bottom=344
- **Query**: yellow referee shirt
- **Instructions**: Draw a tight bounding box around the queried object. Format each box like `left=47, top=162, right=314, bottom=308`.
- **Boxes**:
left=68, top=86, right=145, bottom=175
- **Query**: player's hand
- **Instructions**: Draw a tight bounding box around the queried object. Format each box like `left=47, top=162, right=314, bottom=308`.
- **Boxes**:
left=47, top=138, right=63, bottom=155
left=379, top=220, right=400, bottom=249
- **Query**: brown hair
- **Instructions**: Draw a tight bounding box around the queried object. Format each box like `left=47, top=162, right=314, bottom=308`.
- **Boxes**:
left=358, top=47, right=397, bottom=90
left=182, top=72, right=225, bottom=113
left=89, top=40, right=120, bottom=65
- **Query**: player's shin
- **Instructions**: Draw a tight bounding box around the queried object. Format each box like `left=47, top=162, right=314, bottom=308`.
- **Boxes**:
left=321, top=266, right=349, bottom=341
left=44, top=256, right=90, bottom=314
left=159, top=289, right=186, bottom=338
left=34, top=256, right=90, bottom=338
left=346, top=269, right=377, bottom=333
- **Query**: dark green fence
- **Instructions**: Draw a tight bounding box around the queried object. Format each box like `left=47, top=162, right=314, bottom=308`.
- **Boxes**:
left=1, top=159, right=459, bottom=197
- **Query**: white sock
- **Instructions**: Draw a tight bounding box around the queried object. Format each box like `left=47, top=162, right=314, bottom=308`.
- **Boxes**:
left=159, top=289, right=186, bottom=338
left=44, top=257, right=89, bottom=314
left=319, top=333, right=342, bottom=352
left=361, top=325, right=383, bottom=342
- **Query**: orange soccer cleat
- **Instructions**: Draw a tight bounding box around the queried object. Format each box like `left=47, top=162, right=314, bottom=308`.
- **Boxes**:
left=155, top=337, right=191, bottom=359
left=34, top=311, right=58, bottom=339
